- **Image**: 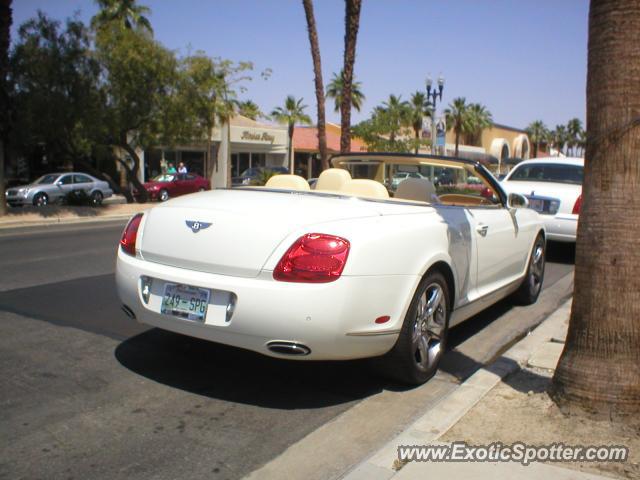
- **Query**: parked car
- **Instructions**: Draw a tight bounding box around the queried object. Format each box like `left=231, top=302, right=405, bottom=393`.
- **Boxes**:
left=390, top=171, right=425, bottom=190
left=116, top=153, right=545, bottom=385
left=5, top=172, right=113, bottom=207
left=137, top=173, right=210, bottom=202
left=501, top=157, right=583, bottom=242
left=232, top=166, right=289, bottom=186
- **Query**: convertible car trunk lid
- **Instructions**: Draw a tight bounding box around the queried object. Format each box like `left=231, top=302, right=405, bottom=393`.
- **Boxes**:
left=139, top=189, right=387, bottom=277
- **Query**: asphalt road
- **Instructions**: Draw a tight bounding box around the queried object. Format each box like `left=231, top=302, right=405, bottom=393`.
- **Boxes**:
left=0, top=220, right=575, bottom=480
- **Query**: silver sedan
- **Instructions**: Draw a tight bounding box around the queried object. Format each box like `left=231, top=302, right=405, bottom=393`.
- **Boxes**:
left=5, top=172, right=114, bottom=207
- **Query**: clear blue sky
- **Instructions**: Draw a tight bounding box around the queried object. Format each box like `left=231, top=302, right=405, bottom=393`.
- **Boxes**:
left=11, top=0, right=588, bottom=130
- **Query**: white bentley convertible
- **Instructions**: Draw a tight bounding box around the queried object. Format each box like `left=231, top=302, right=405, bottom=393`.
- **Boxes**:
left=116, top=154, right=545, bottom=384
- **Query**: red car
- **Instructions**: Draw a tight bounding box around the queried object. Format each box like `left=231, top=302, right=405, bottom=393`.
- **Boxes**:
left=139, top=173, right=210, bottom=202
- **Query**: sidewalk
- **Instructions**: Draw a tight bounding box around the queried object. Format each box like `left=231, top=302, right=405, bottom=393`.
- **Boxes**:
left=344, top=300, right=639, bottom=480
left=0, top=196, right=148, bottom=229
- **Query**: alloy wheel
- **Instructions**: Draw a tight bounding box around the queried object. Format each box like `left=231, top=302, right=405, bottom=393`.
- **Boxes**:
left=411, top=282, right=447, bottom=372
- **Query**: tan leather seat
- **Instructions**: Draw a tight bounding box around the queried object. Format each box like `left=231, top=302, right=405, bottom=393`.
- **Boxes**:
left=315, top=168, right=352, bottom=191
left=340, top=179, right=389, bottom=199
left=395, top=177, right=439, bottom=203
left=265, top=174, right=311, bottom=191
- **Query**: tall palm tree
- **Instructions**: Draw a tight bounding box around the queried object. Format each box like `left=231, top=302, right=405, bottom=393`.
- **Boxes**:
left=550, top=0, right=640, bottom=417
left=91, top=0, right=153, bottom=33
left=340, top=0, right=362, bottom=153
left=237, top=100, right=263, bottom=120
left=566, top=117, right=583, bottom=156
left=302, top=0, right=329, bottom=170
left=408, top=91, right=430, bottom=154
left=326, top=71, right=365, bottom=113
left=0, top=0, right=11, bottom=216
left=551, top=124, right=568, bottom=155
left=466, top=103, right=493, bottom=147
left=526, top=120, right=548, bottom=158
left=380, top=94, right=410, bottom=144
left=271, top=96, right=312, bottom=172
left=444, top=97, right=471, bottom=156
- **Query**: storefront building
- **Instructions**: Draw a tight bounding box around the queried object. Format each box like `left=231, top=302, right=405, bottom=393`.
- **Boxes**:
left=292, top=123, right=367, bottom=179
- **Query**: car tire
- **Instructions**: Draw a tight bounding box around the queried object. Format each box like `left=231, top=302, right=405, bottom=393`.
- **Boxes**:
left=159, top=189, right=169, bottom=202
left=33, top=192, right=48, bottom=207
left=91, top=191, right=103, bottom=206
left=377, top=271, right=450, bottom=385
left=514, top=233, right=546, bottom=305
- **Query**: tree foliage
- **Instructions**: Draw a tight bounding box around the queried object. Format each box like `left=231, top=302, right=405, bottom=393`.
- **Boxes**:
left=326, top=70, right=365, bottom=113
left=10, top=13, right=103, bottom=168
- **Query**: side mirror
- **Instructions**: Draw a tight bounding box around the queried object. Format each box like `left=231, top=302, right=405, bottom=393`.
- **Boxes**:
left=56, top=181, right=64, bottom=186
left=508, top=192, right=529, bottom=209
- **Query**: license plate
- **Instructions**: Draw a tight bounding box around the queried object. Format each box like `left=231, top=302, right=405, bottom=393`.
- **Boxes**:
left=528, top=198, right=545, bottom=213
left=161, top=283, right=210, bottom=322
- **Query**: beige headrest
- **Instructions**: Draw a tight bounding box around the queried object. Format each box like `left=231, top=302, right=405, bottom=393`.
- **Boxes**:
left=265, top=174, right=310, bottom=191
left=395, top=177, right=439, bottom=203
left=315, top=168, right=352, bottom=191
left=341, top=179, right=389, bottom=199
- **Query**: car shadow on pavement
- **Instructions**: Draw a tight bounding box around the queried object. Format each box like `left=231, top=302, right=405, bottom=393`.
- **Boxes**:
left=114, top=328, right=399, bottom=410
left=545, top=240, right=576, bottom=264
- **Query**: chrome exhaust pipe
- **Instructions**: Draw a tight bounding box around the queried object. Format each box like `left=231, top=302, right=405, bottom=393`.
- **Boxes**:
left=121, top=304, right=136, bottom=320
left=267, top=341, right=311, bottom=356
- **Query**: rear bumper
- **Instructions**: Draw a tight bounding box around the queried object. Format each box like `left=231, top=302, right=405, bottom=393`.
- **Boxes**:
left=116, top=249, right=418, bottom=360
left=542, top=213, right=578, bottom=242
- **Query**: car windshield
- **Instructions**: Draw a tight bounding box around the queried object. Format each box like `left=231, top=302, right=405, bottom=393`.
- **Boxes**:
left=152, top=174, right=175, bottom=182
left=508, top=163, right=583, bottom=185
left=33, top=174, right=60, bottom=184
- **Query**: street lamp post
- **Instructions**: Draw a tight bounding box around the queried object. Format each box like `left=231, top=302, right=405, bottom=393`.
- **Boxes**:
left=426, top=74, right=445, bottom=154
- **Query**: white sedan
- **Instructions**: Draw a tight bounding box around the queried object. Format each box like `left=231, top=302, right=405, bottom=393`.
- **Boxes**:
left=501, top=157, right=583, bottom=242
left=116, top=154, right=545, bottom=385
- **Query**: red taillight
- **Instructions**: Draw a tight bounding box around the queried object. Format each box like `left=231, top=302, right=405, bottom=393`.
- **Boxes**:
left=572, top=195, right=582, bottom=215
left=273, top=233, right=350, bottom=283
left=120, top=213, right=143, bottom=256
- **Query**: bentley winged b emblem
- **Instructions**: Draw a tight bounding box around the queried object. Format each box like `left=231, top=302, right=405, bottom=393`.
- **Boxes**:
left=185, top=220, right=212, bottom=233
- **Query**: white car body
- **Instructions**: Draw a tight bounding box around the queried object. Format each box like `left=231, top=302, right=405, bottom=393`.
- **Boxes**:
left=502, top=157, right=583, bottom=242
left=116, top=154, right=544, bottom=380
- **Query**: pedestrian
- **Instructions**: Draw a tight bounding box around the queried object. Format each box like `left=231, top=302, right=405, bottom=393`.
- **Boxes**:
left=167, top=162, right=177, bottom=174
left=178, top=162, right=188, bottom=174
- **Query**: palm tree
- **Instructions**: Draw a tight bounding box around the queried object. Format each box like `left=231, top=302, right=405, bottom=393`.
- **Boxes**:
left=566, top=117, right=583, bottom=156
left=326, top=71, right=365, bottom=113
left=91, top=0, right=153, bottom=32
left=408, top=91, right=430, bottom=154
left=237, top=100, right=263, bottom=120
left=0, top=0, right=11, bottom=216
left=550, top=0, right=640, bottom=417
left=444, top=97, right=471, bottom=156
left=551, top=124, right=568, bottom=155
left=302, top=0, right=328, bottom=170
left=466, top=103, right=493, bottom=147
left=379, top=94, right=410, bottom=144
left=340, top=0, right=363, bottom=153
left=271, top=96, right=312, bottom=172
left=577, top=129, right=587, bottom=157
left=526, top=120, right=548, bottom=158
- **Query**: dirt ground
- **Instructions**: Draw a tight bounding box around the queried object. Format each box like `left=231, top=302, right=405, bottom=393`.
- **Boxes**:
left=441, top=367, right=640, bottom=479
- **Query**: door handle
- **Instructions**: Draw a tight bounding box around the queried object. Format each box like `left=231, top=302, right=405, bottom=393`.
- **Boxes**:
left=477, top=224, right=489, bottom=237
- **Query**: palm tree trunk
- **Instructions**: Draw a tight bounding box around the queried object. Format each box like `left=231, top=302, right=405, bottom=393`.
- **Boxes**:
left=288, top=123, right=294, bottom=173
left=454, top=130, right=460, bottom=156
left=0, top=0, right=11, bottom=216
left=340, top=0, right=362, bottom=154
left=414, top=128, right=420, bottom=154
left=550, top=0, right=640, bottom=417
left=302, top=0, right=328, bottom=171
left=533, top=141, right=538, bottom=159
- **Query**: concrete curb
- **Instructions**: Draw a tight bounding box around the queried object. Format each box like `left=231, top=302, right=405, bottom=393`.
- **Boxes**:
left=342, top=299, right=572, bottom=480
left=0, top=213, right=136, bottom=230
